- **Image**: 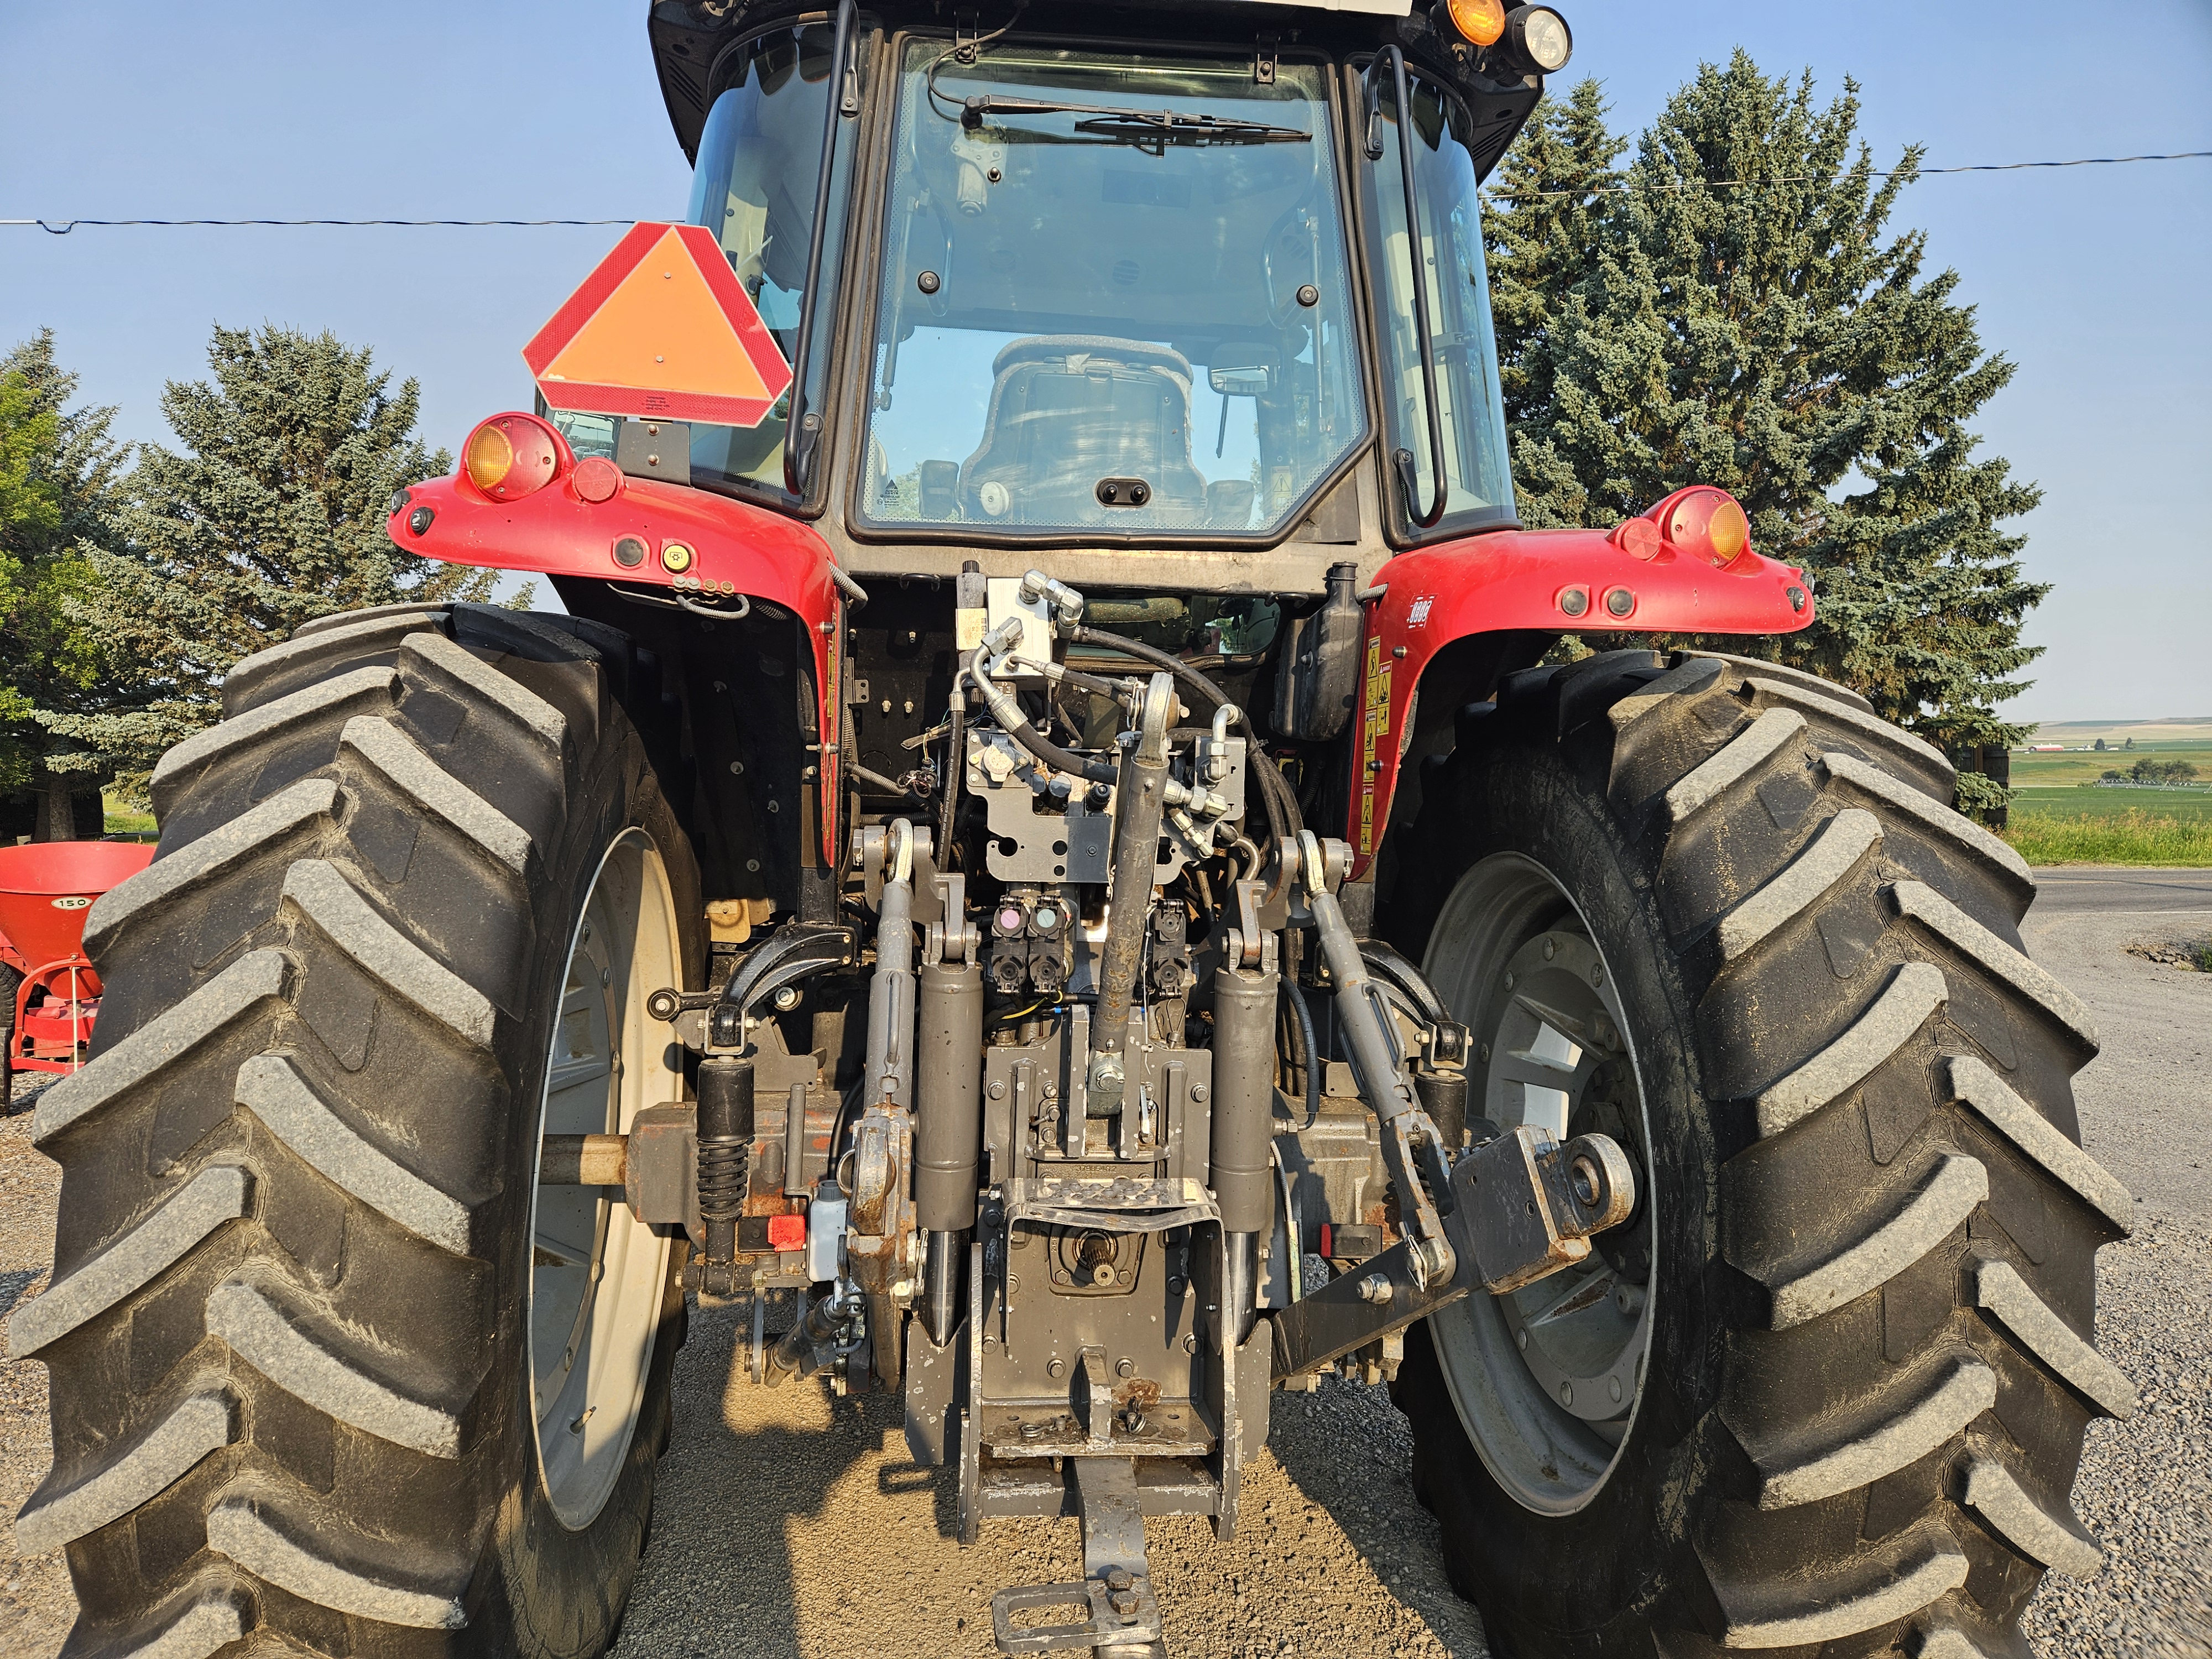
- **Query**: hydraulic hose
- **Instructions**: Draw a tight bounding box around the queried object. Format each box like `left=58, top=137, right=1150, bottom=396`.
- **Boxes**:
left=936, top=698, right=964, bottom=855
left=1282, top=974, right=1322, bottom=1130
left=961, top=643, right=1118, bottom=786
left=1068, top=624, right=1302, bottom=850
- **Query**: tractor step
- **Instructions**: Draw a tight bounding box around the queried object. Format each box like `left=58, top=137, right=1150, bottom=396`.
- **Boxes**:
left=988, top=1457, right=1166, bottom=1657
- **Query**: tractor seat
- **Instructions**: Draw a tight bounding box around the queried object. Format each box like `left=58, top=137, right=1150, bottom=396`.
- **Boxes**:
left=959, top=336, right=1211, bottom=526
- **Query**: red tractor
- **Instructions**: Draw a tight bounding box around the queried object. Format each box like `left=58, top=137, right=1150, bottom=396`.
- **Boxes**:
left=17, top=3, right=2127, bottom=1656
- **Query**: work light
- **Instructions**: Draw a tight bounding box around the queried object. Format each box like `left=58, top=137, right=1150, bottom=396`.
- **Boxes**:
left=1501, top=6, right=1573, bottom=74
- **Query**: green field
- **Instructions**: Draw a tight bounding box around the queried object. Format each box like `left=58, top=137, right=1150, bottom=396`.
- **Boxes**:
left=101, top=794, right=158, bottom=839
left=1981, top=718, right=2212, bottom=864
left=2008, top=784, right=2212, bottom=821
left=2002, top=718, right=2211, bottom=864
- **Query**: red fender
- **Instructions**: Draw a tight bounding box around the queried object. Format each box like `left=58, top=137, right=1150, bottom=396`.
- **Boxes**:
left=1346, top=512, right=1814, bottom=875
left=385, top=419, right=845, bottom=865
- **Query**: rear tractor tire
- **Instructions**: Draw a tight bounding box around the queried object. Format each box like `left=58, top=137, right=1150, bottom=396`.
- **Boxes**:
left=1385, top=650, right=2133, bottom=1659
left=11, top=603, right=701, bottom=1658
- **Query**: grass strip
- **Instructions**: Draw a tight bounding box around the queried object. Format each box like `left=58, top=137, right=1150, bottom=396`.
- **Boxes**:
left=2003, top=808, right=2212, bottom=867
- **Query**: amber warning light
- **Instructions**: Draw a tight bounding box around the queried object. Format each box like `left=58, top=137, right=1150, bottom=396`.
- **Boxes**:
left=1610, top=487, right=1752, bottom=568
left=462, top=414, right=563, bottom=500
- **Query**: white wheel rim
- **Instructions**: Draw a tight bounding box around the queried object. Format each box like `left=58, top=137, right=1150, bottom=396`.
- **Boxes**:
left=1422, top=852, right=1656, bottom=1516
left=528, top=828, right=679, bottom=1529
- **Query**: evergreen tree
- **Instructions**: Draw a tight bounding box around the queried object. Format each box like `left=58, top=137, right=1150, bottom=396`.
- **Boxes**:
left=1482, top=76, right=1627, bottom=489
left=39, top=325, right=509, bottom=799
left=1493, top=54, right=2047, bottom=790
left=0, top=331, right=127, bottom=838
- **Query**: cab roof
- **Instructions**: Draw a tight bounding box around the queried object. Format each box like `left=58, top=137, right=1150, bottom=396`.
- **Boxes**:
left=646, top=1, right=1541, bottom=175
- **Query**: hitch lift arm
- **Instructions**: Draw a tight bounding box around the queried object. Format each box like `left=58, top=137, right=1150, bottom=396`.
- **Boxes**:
left=1277, top=834, right=1637, bottom=1383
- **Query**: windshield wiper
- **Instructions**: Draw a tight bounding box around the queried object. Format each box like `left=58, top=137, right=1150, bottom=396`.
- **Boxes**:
left=959, top=94, right=1308, bottom=146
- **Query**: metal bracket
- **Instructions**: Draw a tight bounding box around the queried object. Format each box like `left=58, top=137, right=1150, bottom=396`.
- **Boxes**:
left=1269, top=1124, right=1637, bottom=1383
left=988, top=1455, right=1165, bottom=1655
left=1001, top=1175, right=1218, bottom=1234
left=919, top=869, right=980, bottom=966
left=701, top=921, right=860, bottom=1049
left=1223, top=876, right=1271, bottom=972
left=989, top=1577, right=1161, bottom=1656
left=1462, top=1125, right=1635, bottom=1293
left=844, top=1103, right=919, bottom=1303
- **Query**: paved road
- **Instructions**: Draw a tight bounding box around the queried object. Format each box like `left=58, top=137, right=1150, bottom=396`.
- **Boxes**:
left=2019, top=867, right=2212, bottom=1227
left=2, top=869, right=2207, bottom=1656
left=2025, top=865, right=2212, bottom=918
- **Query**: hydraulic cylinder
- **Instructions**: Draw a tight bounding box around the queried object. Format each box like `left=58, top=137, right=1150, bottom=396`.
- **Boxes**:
left=915, top=959, right=984, bottom=1344
left=1211, top=961, right=1279, bottom=1340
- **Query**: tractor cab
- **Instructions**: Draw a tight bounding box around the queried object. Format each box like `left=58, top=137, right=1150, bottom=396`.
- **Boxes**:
left=604, top=0, right=1573, bottom=597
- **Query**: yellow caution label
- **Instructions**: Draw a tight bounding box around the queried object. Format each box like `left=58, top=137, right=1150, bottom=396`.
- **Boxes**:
left=1358, top=637, right=1392, bottom=853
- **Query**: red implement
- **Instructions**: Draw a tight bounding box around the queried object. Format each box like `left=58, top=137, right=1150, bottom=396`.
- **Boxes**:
left=0, top=840, right=155, bottom=1077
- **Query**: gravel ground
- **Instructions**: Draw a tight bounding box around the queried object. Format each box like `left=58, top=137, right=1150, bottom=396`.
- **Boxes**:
left=608, top=1290, right=1481, bottom=1659
left=2016, top=867, right=2212, bottom=1659
left=0, top=1071, right=71, bottom=1659
left=1, top=865, right=2206, bottom=1657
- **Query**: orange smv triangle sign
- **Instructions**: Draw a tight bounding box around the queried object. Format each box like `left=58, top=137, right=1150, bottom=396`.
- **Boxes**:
left=522, top=222, right=794, bottom=429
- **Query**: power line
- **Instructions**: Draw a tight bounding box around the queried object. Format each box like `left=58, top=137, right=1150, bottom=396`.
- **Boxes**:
left=1, top=217, right=638, bottom=234
left=1479, top=149, right=2212, bottom=202
left=5, top=149, right=2205, bottom=228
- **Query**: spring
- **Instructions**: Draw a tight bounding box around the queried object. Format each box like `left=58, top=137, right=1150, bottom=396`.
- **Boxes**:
left=697, top=1137, right=749, bottom=1223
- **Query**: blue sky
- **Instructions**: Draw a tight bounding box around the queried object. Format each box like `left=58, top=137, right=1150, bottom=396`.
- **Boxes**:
left=3, top=1, right=2206, bottom=722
